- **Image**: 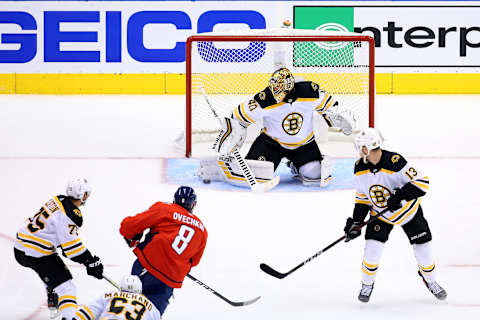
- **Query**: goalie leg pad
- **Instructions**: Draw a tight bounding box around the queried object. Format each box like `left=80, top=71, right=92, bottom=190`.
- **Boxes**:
left=198, top=156, right=274, bottom=188
left=293, top=157, right=332, bottom=187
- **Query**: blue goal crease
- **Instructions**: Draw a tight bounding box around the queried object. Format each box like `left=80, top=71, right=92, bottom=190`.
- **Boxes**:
left=166, top=157, right=355, bottom=192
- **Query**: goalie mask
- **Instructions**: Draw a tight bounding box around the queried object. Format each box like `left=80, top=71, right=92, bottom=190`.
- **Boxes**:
left=354, top=128, right=384, bottom=162
left=268, top=67, right=295, bottom=103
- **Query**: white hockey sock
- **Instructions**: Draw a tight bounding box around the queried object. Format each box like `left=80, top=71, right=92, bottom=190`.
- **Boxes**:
left=361, top=240, right=385, bottom=285
left=413, top=242, right=436, bottom=283
left=55, top=280, right=78, bottom=319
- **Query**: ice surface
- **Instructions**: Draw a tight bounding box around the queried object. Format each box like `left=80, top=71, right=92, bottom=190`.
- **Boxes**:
left=0, top=94, right=479, bottom=319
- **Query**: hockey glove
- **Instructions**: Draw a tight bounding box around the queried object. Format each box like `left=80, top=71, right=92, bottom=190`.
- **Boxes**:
left=387, top=188, right=405, bottom=211
left=85, top=255, right=104, bottom=279
left=344, top=217, right=362, bottom=242
left=124, top=233, right=143, bottom=248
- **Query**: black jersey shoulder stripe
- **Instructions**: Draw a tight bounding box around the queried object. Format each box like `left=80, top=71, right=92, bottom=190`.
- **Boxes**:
left=58, top=195, right=83, bottom=227
left=292, top=81, right=320, bottom=98
left=354, top=158, right=370, bottom=173
left=254, top=87, right=277, bottom=108
left=379, top=150, right=408, bottom=172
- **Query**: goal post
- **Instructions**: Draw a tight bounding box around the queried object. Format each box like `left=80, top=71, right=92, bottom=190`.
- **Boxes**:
left=185, top=29, right=375, bottom=158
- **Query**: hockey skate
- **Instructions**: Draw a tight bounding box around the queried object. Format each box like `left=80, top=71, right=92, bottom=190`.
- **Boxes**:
left=418, top=271, right=447, bottom=300
left=358, top=282, right=374, bottom=303
left=47, top=288, right=60, bottom=319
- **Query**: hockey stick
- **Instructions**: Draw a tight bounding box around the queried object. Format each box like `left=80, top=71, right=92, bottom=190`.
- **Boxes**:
left=187, top=273, right=261, bottom=307
left=260, top=208, right=390, bottom=279
left=103, top=274, right=121, bottom=290
left=200, top=87, right=280, bottom=193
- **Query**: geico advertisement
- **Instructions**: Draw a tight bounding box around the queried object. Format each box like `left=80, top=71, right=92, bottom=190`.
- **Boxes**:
left=295, top=5, right=480, bottom=67
left=1, top=3, right=480, bottom=72
left=0, top=2, right=287, bottom=73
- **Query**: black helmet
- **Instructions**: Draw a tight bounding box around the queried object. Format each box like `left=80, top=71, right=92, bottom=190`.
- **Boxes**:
left=173, top=186, right=197, bottom=212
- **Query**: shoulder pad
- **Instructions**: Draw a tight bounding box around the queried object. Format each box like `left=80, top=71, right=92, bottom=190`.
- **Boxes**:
left=380, top=150, right=407, bottom=172
left=254, top=87, right=277, bottom=108
left=354, top=158, right=369, bottom=173
left=293, top=81, right=320, bottom=98
left=58, top=195, right=83, bottom=227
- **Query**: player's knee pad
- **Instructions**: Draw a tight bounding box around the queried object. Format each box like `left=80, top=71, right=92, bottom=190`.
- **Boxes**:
left=54, top=280, right=78, bottom=317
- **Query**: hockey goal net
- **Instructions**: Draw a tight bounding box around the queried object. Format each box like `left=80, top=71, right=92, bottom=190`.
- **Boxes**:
left=184, top=29, right=375, bottom=157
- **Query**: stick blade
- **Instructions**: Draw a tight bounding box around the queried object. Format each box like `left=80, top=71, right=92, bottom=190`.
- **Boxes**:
left=252, top=176, right=280, bottom=193
left=259, top=263, right=287, bottom=279
left=230, top=295, right=261, bottom=307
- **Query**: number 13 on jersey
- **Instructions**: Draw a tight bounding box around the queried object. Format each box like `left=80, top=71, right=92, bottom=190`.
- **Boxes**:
left=171, top=225, right=195, bottom=255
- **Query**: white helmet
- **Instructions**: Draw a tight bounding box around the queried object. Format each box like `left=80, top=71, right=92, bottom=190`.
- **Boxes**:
left=120, top=275, right=142, bottom=294
left=66, top=178, right=92, bottom=205
left=354, top=128, right=384, bottom=154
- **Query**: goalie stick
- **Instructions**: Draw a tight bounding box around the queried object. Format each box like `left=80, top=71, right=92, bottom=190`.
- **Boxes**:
left=187, top=274, right=261, bottom=307
left=260, top=208, right=390, bottom=279
left=200, top=87, right=279, bottom=193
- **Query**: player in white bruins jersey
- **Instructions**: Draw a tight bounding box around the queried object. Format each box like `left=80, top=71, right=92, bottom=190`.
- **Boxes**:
left=71, top=275, right=161, bottom=320
left=343, top=128, right=447, bottom=303
left=13, top=178, right=104, bottom=319
left=200, top=67, right=355, bottom=188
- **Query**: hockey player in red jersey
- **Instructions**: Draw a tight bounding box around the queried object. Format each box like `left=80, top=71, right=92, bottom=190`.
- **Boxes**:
left=119, top=186, right=207, bottom=315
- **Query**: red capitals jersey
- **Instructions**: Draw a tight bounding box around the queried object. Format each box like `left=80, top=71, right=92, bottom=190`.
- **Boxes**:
left=120, top=201, right=207, bottom=288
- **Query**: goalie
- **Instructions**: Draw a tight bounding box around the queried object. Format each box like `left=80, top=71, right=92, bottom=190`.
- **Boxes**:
left=198, top=67, right=355, bottom=188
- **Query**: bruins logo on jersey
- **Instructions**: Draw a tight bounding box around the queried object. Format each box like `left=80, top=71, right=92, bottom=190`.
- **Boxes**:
left=282, top=112, right=303, bottom=135
left=259, top=92, right=266, bottom=100
left=391, top=155, right=400, bottom=163
left=73, top=209, right=82, bottom=218
left=368, top=184, right=393, bottom=208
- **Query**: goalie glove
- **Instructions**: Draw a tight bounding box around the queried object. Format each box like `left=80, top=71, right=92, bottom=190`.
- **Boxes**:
left=212, top=117, right=247, bottom=155
left=325, top=107, right=356, bottom=136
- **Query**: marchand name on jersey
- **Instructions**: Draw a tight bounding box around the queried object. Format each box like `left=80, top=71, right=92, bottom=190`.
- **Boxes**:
left=172, top=212, right=204, bottom=231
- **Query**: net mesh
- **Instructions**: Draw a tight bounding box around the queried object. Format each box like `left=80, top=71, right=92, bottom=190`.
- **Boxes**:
left=187, top=29, right=373, bottom=155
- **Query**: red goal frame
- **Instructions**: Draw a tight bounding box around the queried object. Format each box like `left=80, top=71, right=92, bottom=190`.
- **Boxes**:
left=185, top=34, right=375, bottom=158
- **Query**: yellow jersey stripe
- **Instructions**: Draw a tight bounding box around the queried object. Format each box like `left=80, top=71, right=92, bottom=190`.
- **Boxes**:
left=240, top=102, right=255, bottom=123
left=355, top=170, right=370, bottom=176
left=362, top=266, right=376, bottom=276
left=315, top=95, right=329, bottom=111
left=19, top=242, right=54, bottom=255
left=59, top=295, right=77, bottom=302
left=412, top=181, right=429, bottom=190
left=83, top=305, right=95, bottom=319
left=65, top=245, right=86, bottom=257
left=75, top=311, right=88, bottom=320
left=61, top=238, right=81, bottom=248
left=363, top=261, right=378, bottom=268
left=264, top=102, right=286, bottom=110
left=419, top=263, right=435, bottom=272
left=396, top=201, right=421, bottom=225
left=356, top=192, right=367, bottom=197
left=53, top=196, right=66, bottom=215
left=270, top=131, right=314, bottom=147
left=59, top=303, right=77, bottom=311
left=379, top=168, right=396, bottom=175
left=17, top=232, right=53, bottom=247
left=355, top=199, right=371, bottom=205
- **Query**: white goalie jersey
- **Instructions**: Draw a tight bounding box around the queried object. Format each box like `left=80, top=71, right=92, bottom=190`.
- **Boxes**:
left=232, top=81, right=352, bottom=149
left=14, top=195, right=87, bottom=259
left=75, top=292, right=161, bottom=320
